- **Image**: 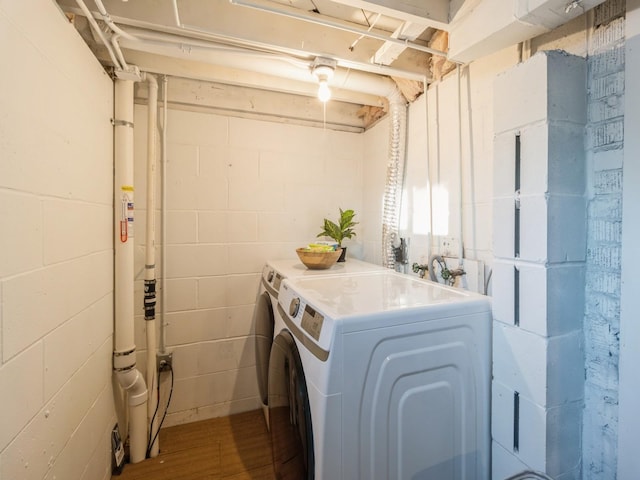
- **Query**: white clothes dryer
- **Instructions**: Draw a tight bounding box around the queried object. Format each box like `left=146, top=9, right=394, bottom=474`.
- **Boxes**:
left=252, top=258, right=386, bottom=428
left=270, top=270, right=492, bottom=480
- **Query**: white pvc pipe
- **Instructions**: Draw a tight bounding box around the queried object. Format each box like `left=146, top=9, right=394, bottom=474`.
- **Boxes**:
left=74, top=0, right=122, bottom=69
left=93, top=0, right=138, bottom=41
left=114, top=79, right=148, bottom=464
left=456, top=65, right=464, bottom=265
left=160, top=75, right=168, bottom=355
left=117, top=34, right=399, bottom=99
left=144, top=73, right=160, bottom=458
left=424, top=77, right=433, bottom=265
left=114, top=80, right=136, bottom=353
left=229, top=0, right=449, bottom=58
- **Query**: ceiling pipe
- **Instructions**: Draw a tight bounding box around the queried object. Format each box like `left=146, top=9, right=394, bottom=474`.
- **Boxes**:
left=63, top=4, right=428, bottom=83
left=74, top=0, right=122, bottom=69
left=117, top=34, right=401, bottom=101
left=229, top=0, right=449, bottom=58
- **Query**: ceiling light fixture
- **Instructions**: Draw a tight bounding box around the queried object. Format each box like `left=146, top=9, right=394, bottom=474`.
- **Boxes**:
left=312, top=57, right=337, bottom=103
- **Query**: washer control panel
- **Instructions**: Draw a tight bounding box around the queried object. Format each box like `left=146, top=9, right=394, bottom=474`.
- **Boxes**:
left=278, top=280, right=335, bottom=355
left=301, top=304, right=324, bottom=340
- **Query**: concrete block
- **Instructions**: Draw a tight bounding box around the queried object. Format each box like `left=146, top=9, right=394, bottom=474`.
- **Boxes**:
left=546, top=52, right=587, bottom=124
left=493, top=323, right=584, bottom=407
left=43, top=295, right=112, bottom=400
left=520, top=263, right=586, bottom=337
left=492, top=197, right=516, bottom=260
left=165, top=308, right=229, bottom=346
left=227, top=274, right=260, bottom=306
left=492, top=261, right=585, bottom=336
left=198, top=211, right=228, bottom=244
left=166, top=278, right=198, bottom=312
left=491, top=440, right=530, bottom=480
left=494, top=56, right=549, bottom=135
left=224, top=146, right=259, bottom=181
left=520, top=123, right=586, bottom=195
left=491, top=260, right=516, bottom=326
left=493, top=131, right=517, bottom=198
left=167, top=109, right=228, bottom=146
left=0, top=343, right=44, bottom=451
left=167, top=211, right=197, bottom=244
left=2, top=252, right=112, bottom=360
left=519, top=194, right=587, bottom=263
left=0, top=191, right=43, bottom=277
left=491, top=380, right=516, bottom=452
left=0, top=340, right=112, bottom=480
left=518, top=396, right=581, bottom=475
left=228, top=212, right=258, bottom=242
left=494, top=51, right=586, bottom=134
left=197, top=276, right=227, bottom=309
left=165, top=245, right=229, bottom=278
left=228, top=178, right=285, bottom=211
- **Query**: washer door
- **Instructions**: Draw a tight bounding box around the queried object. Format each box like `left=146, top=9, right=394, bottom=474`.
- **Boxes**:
left=253, top=291, right=275, bottom=405
left=269, top=331, right=314, bottom=480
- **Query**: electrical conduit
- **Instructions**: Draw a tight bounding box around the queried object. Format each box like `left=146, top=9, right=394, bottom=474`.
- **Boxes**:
left=144, top=73, right=160, bottom=458
left=114, top=79, right=148, bottom=463
left=160, top=75, right=168, bottom=355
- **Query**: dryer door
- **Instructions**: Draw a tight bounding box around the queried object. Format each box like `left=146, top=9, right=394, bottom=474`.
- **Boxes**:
left=269, top=331, right=314, bottom=480
left=253, top=291, right=275, bottom=405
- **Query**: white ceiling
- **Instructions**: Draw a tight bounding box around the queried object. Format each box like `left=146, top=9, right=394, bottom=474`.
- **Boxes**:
left=54, top=0, right=602, bottom=129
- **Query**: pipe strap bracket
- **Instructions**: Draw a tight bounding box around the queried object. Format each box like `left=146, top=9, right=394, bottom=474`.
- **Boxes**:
left=112, top=119, right=134, bottom=128
left=113, top=348, right=136, bottom=370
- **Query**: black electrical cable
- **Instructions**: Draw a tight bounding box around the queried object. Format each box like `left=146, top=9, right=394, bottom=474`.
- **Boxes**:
left=146, top=364, right=174, bottom=458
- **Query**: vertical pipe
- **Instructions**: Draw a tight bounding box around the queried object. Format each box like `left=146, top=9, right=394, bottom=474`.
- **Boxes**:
left=114, top=78, right=148, bottom=464
left=456, top=65, right=464, bottom=264
left=424, top=76, right=433, bottom=264
left=160, top=76, right=168, bottom=354
left=144, top=73, right=160, bottom=458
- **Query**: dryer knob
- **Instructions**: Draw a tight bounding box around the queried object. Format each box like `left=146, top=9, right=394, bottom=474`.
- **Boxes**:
left=289, top=298, right=300, bottom=317
left=267, top=270, right=274, bottom=282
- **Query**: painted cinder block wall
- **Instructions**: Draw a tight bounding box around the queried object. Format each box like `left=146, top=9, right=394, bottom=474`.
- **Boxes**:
left=0, top=0, right=635, bottom=479
left=132, top=103, right=366, bottom=425
left=0, top=1, right=115, bottom=479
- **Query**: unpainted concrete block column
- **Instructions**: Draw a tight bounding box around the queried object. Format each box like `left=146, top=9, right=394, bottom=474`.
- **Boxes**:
left=583, top=0, right=626, bottom=478
left=491, top=51, right=587, bottom=480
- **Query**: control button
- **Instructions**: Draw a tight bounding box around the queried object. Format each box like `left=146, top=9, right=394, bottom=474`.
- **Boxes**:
left=289, top=298, right=300, bottom=317
left=267, top=270, right=274, bottom=282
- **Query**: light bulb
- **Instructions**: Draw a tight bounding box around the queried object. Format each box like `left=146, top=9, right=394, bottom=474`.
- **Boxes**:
left=317, top=79, right=331, bottom=102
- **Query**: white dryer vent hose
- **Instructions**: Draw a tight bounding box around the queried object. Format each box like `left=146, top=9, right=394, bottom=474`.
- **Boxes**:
left=381, top=90, right=408, bottom=269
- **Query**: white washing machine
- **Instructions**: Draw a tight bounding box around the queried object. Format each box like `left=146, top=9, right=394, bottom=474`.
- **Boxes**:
left=252, top=258, right=387, bottom=427
left=270, top=270, right=492, bottom=480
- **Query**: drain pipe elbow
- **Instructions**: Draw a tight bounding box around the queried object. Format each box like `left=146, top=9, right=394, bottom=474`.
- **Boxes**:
left=116, top=367, right=148, bottom=464
left=117, top=368, right=148, bottom=406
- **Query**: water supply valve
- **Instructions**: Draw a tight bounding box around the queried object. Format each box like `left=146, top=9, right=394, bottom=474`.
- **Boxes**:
left=412, top=263, right=429, bottom=278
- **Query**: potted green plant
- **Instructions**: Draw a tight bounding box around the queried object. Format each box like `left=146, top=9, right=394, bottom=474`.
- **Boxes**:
left=317, top=208, right=358, bottom=262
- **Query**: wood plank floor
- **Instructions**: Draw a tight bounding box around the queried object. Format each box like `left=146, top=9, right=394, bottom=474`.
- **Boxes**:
left=114, top=410, right=276, bottom=480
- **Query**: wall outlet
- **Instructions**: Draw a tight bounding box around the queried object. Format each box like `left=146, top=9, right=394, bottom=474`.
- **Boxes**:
left=157, top=352, right=173, bottom=372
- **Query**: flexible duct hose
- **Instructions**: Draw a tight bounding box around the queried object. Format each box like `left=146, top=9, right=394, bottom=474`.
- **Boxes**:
left=382, top=89, right=408, bottom=268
